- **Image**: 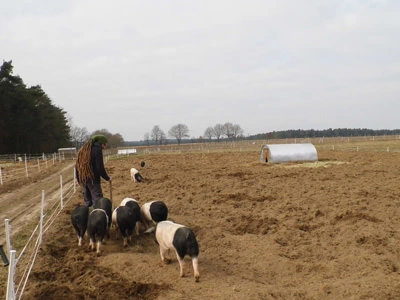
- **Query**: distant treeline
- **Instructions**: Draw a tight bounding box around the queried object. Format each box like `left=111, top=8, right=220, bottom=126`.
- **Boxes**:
left=248, top=128, right=400, bottom=140
left=124, top=128, right=400, bottom=146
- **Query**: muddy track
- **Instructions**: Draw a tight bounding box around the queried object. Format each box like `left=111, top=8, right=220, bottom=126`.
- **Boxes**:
left=0, top=162, right=75, bottom=245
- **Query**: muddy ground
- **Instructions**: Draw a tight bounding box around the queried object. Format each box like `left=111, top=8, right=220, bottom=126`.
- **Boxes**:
left=2, top=149, right=400, bottom=299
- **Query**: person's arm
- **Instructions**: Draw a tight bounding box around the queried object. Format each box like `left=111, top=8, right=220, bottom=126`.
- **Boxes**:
left=94, top=147, right=110, bottom=181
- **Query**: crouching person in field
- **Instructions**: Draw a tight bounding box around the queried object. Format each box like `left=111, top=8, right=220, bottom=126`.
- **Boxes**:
left=87, top=208, right=109, bottom=256
left=155, top=220, right=200, bottom=282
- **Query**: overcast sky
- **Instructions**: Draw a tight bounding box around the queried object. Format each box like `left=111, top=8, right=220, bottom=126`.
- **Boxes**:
left=1, top=0, right=399, bottom=141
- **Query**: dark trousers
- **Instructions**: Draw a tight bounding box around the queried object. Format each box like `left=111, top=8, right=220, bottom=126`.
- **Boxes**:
left=82, top=182, right=103, bottom=207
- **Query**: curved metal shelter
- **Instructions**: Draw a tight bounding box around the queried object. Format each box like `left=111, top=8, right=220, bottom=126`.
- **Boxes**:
left=260, top=143, right=318, bottom=163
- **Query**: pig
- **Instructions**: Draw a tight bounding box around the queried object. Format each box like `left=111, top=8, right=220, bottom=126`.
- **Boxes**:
left=120, top=197, right=138, bottom=206
left=71, top=205, right=89, bottom=246
left=94, top=197, right=112, bottom=238
left=130, top=167, right=143, bottom=182
left=112, top=206, right=136, bottom=247
left=120, top=197, right=141, bottom=235
left=141, top=200, right=168, bottom=231
left=155, top=220, right=200, bottom=282
left=87, top=208, right=109, bottom=256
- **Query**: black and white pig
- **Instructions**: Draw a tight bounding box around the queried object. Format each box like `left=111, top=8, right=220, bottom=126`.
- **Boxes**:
left=94, top=197, right=113, bottom=238
left=111, top=206, right=136, bottom=247
left=120, top=197, right=141, bottom=235
left=130, top=167, right=143, bottom=182
left=155, top=220, right=200, bottom=282
left=141, top=200, right=168, bottom=231
left=87, top=208, right=109, bottom=256
left=70, top=205, right=89, bottom=247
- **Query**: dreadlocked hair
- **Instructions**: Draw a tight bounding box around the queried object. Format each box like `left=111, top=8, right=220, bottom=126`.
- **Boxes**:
left=76, top=139, right=94, bottom=184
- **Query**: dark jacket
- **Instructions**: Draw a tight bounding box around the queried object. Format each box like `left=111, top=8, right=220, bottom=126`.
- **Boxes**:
left=76, top=142, right=110, bottom=184
left=90, top=142, right=110, bottom=183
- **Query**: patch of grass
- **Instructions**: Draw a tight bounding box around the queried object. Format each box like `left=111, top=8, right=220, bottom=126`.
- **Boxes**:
left=0, top=163, right=15, bottom=168
left=12, top=222, right=39, bottom=251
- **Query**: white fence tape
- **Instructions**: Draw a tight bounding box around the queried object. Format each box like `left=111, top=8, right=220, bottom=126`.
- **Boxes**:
left=0, top=154, right=61, bottom=185
left=3, top=168, right=77, bottom=300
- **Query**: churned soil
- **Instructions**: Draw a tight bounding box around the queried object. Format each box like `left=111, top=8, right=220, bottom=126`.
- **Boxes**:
left=2, top=149, right=400, bottom=299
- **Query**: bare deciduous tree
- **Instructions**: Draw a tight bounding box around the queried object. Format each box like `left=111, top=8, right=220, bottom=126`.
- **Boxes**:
left=70, top=125, right=90, bottom=149
left=222, top=122, right=243, bottom=140
left=232, top=124, right=244, bottom=139
left=151, top=125, right=166, bottom=145
left=92, top=128, right=125, bottom=148
left=168, top=123, right=189, bottom=145
left=204, top=127, right=215, bottom=142
left=213, top=124, right=224, bottom=142
left=143, top=132, right=150, bottom=146
left=223, top=122, right=235, bottom=139
left=208, top=122, right=243, bottom=142
left=67, top=116, right=90, bottom=149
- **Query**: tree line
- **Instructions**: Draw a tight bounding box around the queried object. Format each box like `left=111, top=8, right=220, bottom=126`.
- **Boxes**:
left=135, top=125, right=400, bottom=146
left=2, top=60, right=244, bottom=152
left=0, top=61, right=125, bottom=154
left=248, top=128, right=400, bottom=140
left=0, top=61, right=70, bottom=154
left=68, top=124, right=124, bottom=150
left=141, top=122, right=244, bottom=146
left=2, top=60, right=399, bottom=153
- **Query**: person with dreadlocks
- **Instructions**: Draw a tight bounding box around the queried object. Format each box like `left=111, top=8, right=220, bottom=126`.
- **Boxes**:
left=75, top=135, right=112, bottom=207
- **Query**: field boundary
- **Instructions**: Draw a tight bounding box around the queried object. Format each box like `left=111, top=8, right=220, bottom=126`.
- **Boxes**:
left=3, top=167, right=76, bottom=300
left=113, top=136, right=400, bottom=157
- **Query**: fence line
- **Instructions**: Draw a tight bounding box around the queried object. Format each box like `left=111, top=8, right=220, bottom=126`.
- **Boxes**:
left=108, top=137, right=400, bottom=160
left=0, top=154, right=68, bottom=186
left=3, top=166, right=77, bottom=300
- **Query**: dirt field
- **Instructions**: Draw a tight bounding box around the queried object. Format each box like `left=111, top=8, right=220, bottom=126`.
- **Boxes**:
left=2, top=148, right=400, bottom=299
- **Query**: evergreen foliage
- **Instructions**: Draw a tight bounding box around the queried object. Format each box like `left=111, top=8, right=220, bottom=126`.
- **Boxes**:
left=0, top=60, right=70, bottom=153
